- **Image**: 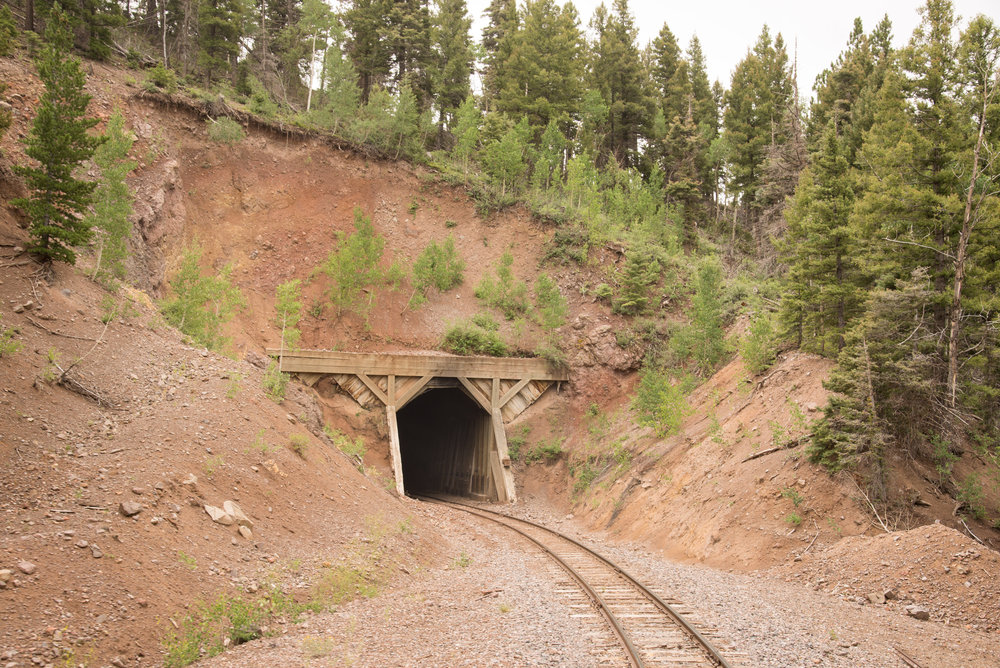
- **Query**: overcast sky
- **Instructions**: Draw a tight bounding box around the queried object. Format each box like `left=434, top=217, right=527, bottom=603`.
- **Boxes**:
left=464, top=0, right=998, bottom=96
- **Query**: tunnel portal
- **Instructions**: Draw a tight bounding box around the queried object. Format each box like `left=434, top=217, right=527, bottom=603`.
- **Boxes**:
left=270, top=349, right=571, bottom=502
left=397, top=387, right=496, bottom=500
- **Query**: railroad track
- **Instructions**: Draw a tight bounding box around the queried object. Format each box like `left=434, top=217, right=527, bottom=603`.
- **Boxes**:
left=421, top=496, right=739, bottom=667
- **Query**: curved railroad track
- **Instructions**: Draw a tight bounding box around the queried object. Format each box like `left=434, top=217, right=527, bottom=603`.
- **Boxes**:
left=421, top=496, right=739, bottom=667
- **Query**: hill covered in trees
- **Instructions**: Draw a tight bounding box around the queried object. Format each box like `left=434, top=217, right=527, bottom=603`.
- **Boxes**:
left=1, top=0, right=999, bottom=529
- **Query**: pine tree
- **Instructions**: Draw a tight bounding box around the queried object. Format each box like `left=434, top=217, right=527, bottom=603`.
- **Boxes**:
left=197, top=0, right=246, bottom=83
left=431, top=0, right=473, bottom=130
left=87, top=109, right=137, bottom=283
left=588, top=0, right=649, bottom=168
left=779, top=123, right=860, bottom=353
left=495, top=0, right=584, bottom=135
left=0, top=5, right=18, bottom=57
left=723, top=25, right=792, bottom=225
left=13, top=7, right=102, bottom=266
left=480, top=0, right=518, bottom=110
left=344, top=0, right=391, bottom=103
left=387, top=0, right=433, bottom=104
left=299, top=0, right=333, bottom=112
left=37, top=0, right=124, bottom=60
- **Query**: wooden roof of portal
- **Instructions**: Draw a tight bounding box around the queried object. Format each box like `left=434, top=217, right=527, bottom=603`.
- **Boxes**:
left=268, top=349, right=570, bottom=381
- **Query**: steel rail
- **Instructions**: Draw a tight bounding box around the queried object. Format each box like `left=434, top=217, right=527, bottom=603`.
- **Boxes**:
left=423, top=496, right=734, bottom=667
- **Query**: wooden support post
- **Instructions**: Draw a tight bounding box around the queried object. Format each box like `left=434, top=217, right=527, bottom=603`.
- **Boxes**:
left=386, top=405, right=405, bottom=496
left=491, top=409, right=516, bottom=503
left=356, top=372, right=388, bottom=405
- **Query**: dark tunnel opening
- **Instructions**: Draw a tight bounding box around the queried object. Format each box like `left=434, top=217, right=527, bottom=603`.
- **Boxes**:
left=397, top=387, right=496, bottom=500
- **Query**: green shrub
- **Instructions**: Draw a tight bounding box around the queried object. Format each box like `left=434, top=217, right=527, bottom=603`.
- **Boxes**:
left=325, top=426, right=366, bottom=469
left=321, top=207, right=401, bottom=320
left=160, top=242, right=244, bottom=350
left=0, top=313, right=22, bottom=358
left=0, top=6, right=18, bottom=57
left=263, top=361, right=289, bottom=402
left=206, top=117, right=245, bottom=145
left=740, top=311, right=776, bottom=375
left=475, top=250, right=529, bottom=320
left=471, top=312, right=500, bottom=331
left=145, top=62, right=178, bottom=93
left=442, top=319, right=508, bottom=356
left=506, top=425, right=530, bottom=461
left=525, top=437, right=564, bottom=463
left=633, top=364, right=693, bottom=437
left=409, top=236, right=465, bottom=308
left=289, top=433, right=309, bottom=457
left=613, top=247, right=661, bottom=316
left=534, top=274, right=567, bottom=332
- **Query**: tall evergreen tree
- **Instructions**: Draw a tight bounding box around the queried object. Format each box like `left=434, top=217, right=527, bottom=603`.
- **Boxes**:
left=779, top=123, right=860, bottom=353
left=495, top=0, right=584, bottom=136
left=723, top=25, right=792, bottom=223
left=197, top=0, right=246, bottom=83
left=344, top=0, right=391, bottom=103
left=13, top=7, right=102, bottom=266
left=431, top=0, right=473, bottom=130
left=480, top=0, right=518, bottom=110
left=387, top=0, right=433, bottom=104
left=588, top=0, right=648, bottom=168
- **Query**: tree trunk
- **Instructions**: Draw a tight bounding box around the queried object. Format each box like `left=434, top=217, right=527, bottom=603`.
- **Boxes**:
left=26, top=0, right=34, bottom=32
left=306, top=32, right=316, bottom=112
left=947, top=95, right=987, bottom=408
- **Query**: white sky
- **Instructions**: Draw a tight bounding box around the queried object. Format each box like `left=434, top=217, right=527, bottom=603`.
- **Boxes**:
left=465, top=0, right=999, bottom=96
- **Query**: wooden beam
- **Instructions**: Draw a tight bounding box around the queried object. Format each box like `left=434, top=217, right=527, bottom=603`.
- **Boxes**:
left=268, top=349, right=569, bottom=381
left=491, top=377, right=500, bottom=412
left=491, top=410, right=516, bottom=503
left=395, top=374, right=433, bottom=410
left=386, top=406, right=405, bottom=496
left=498, top=377, right=532, bottom=409
left=356, top=372, right=388, bottom=406
left=457, top=376, right=492, bottom=413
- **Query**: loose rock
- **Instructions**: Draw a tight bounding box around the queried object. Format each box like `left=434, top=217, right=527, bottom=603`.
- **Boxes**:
left=16, top=561, right=36, bottom=575
left=119, top=501, right=142, bottom=517
left=223, top=500, right=253, bottom=528
left=205, top=504, right=234, bottom=525
left=905, top=605, right=930, bottom=621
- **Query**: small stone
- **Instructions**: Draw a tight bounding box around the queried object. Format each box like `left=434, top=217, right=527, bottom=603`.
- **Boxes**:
left=137, top=599, right=149, bottom=608
left=119, top=501, right=142, bottom=517
left=75, top=540, right=89, bottom=549
left=0, top=569, right=12, bottom=583
left=12, top=305, right=24, bottom=313
left=204, top=505, right=234, bottom=525
left=181, top=473, right=198, bottom=486
left=905, top=605, right=930, bottom=621
left=238, top=525, right=253, bottom=540
left=90, top=545, right=103, bottom=559
left=16, top=561, right=36, bottom=575
left=110, top=656, right=126, bottom=668
left=131, top=487, right=144, bottom=495
left=867, top=592, right=886, bottom=605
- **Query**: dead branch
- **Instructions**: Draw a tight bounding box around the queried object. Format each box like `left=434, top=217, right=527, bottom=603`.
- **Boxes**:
left=853, top=478, right=891, bottom=533
left=741, top=446, right=781, bottom=463
left=0, top=260, right=31, bottom=268
left=959, top=518, right=985, bottom=546
left=26, top=316, right=100, bottom=342
left=799, top=531, right=820, bottom=557
left=894, top=646, right=924, bottom=668
left=882, top=237, right=955, bottom=260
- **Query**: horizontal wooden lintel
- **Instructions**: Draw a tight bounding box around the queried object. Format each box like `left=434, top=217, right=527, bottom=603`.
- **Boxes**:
left=266, top=349, right=569, bottom=381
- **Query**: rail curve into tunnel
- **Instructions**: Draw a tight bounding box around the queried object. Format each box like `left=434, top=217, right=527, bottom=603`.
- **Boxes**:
left=397, top=386, right=497, bottom=501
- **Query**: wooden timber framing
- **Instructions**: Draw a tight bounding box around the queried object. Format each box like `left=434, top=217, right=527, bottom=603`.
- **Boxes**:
left=268, top=350, right=568, bottom=502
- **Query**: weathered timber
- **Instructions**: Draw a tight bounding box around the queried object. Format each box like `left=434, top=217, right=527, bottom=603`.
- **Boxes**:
left=268, top=349, right=569, bottom=381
